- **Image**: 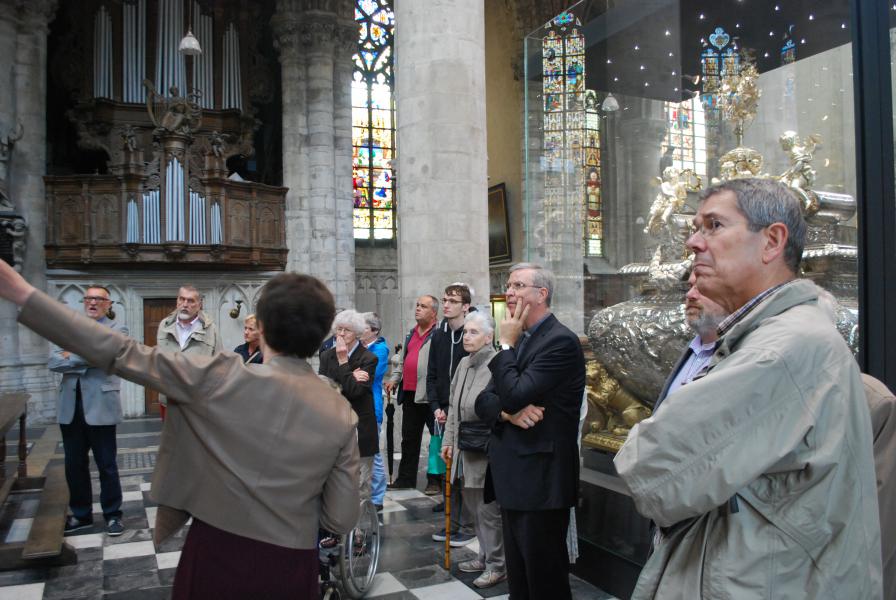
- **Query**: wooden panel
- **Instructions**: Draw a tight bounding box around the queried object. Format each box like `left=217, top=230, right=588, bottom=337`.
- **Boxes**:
left=92, top=193, right=121, bottom=243
left=142, top=298, right=176, bottom=415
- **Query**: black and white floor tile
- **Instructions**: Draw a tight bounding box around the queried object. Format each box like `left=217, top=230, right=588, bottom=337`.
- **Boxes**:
left=0, top=419, right=615, bottom=599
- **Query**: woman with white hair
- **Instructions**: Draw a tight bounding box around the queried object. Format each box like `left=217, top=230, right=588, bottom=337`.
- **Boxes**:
left=319, top=309, right=379, bottom=501
left=441, top=311, right=506, bottom=588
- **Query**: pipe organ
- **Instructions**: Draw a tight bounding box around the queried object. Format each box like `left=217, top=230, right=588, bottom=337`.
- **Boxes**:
left=46, top=1, right=285, bottom=270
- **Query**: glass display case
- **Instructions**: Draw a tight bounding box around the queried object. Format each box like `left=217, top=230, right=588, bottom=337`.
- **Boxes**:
left=523, top=1, right=867, bottom=595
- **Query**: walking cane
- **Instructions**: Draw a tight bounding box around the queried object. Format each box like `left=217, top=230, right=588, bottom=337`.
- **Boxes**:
left=444, top=451, right=452, bottom=570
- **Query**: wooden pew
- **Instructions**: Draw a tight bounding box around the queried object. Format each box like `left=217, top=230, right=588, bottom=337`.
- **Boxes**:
left=0, top=393, right=76, bottom=569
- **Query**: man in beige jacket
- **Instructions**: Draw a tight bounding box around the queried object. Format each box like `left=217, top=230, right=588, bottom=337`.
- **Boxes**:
left=616, top=178, right=882, bottom=599
left=0, top=265, right=359, bottom=599
left=155, top=285, right=222, bottom=418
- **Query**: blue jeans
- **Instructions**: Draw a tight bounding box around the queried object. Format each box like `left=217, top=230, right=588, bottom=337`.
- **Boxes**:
left=59, top=391, right=122, bottom=522
left=371, top=420, right=387, bottom=504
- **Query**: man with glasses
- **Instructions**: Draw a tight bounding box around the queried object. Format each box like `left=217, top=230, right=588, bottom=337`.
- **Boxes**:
left=49, top=286, right=129, bottom=536
left=427, top=283, right=476, bottom=545
left=615, top=178, right=882, bottom=598
left=475, top=263, right=586, bottom=599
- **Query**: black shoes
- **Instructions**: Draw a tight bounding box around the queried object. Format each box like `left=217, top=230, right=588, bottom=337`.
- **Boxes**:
left=106, top=518, right=125, bottom=537
left=388, top=478, right=414, bottom=490
left=64, top=516, right=93, bottom=534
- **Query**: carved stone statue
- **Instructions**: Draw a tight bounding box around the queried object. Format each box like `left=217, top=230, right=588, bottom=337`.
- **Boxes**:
left=119, top=124, right=139, bottom=153
left=209, top=131, right=228, bottom=158
left=0, top=122, right=24, bottom=212
left=0, top=217, right=27, bottom=272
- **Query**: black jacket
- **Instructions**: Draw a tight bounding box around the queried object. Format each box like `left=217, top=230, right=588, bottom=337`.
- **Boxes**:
left=319, top=345, right=379, bottom=457
left=475, top=314, right=585, bottom=511
left=426, top=318, right=469, bottom=413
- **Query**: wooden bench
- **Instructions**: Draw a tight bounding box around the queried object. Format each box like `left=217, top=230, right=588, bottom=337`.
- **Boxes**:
left=0, top=393, right=76, bottom=569
left=0, top=393, right=29, bottom=509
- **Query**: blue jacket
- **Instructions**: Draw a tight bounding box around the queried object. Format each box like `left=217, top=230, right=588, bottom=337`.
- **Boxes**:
left=366, top=337, right=389, bottom=423
left=48, top=315, right=129, bottom=426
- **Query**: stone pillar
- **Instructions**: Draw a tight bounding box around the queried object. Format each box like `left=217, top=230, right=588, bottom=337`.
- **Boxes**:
left=272, top=3, right=311, bottom=277
left=0, top=0, right=58, bottom=423
left=0, top=1, right=21, bottom=394
left=332, top=20, right=356, bottom=308
left=394, top=0, right=489, bottom=331
left=273, top=0, right=355, bottom=310
left=305, top=16, right=338, bottom=296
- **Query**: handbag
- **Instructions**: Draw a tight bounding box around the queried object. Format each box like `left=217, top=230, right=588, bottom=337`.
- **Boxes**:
left=458, top=420, right=491, bottom=453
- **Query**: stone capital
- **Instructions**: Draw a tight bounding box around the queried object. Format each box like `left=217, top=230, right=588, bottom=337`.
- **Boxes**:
left=272, top=18, right=304, bottom=64
left=15, top=0, right=57, bottom=31
left=302, top=17, right=336, bottom=50
left=335, top=22, right=358, bottom=59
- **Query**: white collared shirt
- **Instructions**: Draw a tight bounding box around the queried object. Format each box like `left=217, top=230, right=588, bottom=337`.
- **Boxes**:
left=176, top=316, right=201, bottom=349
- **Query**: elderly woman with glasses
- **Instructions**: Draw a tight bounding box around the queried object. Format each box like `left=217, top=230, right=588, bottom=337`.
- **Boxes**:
left=440, top=311, right=506, bottom=588
left=319, top=309, right=379, bottom=501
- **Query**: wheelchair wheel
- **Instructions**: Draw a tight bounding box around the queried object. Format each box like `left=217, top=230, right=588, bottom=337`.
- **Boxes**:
left=338, top=499, right=381, bottom=598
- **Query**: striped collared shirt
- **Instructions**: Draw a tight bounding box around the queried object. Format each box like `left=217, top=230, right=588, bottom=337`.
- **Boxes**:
left=716, top=280, right=797, bottom=339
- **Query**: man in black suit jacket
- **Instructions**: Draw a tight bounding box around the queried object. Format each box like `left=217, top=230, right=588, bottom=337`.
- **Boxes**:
left=475, top=263, right=585, bottom=600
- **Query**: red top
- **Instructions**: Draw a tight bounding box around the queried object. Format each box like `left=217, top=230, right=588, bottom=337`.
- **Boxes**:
left=402, top=323, right=434, bottom=391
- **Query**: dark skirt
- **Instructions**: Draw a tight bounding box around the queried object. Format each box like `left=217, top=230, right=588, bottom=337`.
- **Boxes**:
left=172, top=518, right=318, bottom=599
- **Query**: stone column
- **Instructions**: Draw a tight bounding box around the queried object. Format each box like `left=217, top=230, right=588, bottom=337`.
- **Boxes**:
left=305, top=16, right=339, bottom=296
left=272, top=2, right=311, bottom=277
left=332, top=20, right=356, bottom=308
left=0, top=0, right=58, bottom=422
left=0, top=1, right=21, bottom=395
left=273, top=1, right=355, bottom=310
left=394, top=0, right=489, bottom=331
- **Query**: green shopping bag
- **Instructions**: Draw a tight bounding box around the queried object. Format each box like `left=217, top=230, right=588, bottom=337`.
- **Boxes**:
left=428, top=433, right=446, bottom=475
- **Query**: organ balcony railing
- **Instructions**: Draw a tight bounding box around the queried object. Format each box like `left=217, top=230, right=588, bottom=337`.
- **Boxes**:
left=45, top=158, right=287, bottom=270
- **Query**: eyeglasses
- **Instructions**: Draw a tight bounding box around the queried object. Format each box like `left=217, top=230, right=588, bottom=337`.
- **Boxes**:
left=82, top=296, right=111, bottom=304
left=441, top=297, right=462, bottom=305
left=505, top=282, right=541, bottom=292
left=334, top=326, right=355, bottom=335
left=690, top=217, right=751, bottom=238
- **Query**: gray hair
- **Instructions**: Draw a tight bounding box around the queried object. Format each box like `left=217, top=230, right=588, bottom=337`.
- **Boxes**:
left=423, top=295, right=439, bottom=312
left=363, top=311, right=382, bottom=332
left=699, top=178, right=806, bottom=274
left=464, top=311, right=495, bottom=336
left=332, top=309, right=367, bottom=336
left=509, top=262, right=556, bottom=306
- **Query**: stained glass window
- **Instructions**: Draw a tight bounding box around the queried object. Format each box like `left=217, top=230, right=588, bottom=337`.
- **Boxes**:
left=353, top=0, right=395, bottom=240
left=542, top=13, right=603, bottom=257
left=662, top=96, right=707, bottom=177
left=584, top=90, right=602, bottom=256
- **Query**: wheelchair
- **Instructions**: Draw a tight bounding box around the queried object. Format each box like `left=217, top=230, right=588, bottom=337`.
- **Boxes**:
left=319, top=499, right=381, bottom=599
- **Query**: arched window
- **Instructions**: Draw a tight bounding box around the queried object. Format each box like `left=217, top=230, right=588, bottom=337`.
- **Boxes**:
left=352, top=0, right=395, bottom=240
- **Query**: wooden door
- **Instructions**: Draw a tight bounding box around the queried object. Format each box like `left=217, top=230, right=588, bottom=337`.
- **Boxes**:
left=143, top=298, right=177, bottom=415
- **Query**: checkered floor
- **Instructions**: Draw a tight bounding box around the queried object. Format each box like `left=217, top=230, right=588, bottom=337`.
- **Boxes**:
left=0, top=419, right=614, bottom=599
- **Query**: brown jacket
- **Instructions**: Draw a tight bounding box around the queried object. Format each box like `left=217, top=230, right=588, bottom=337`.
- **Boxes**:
left=863, top=374, right=896, bottom=600
left=20, top=290, right=360, bottom=549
